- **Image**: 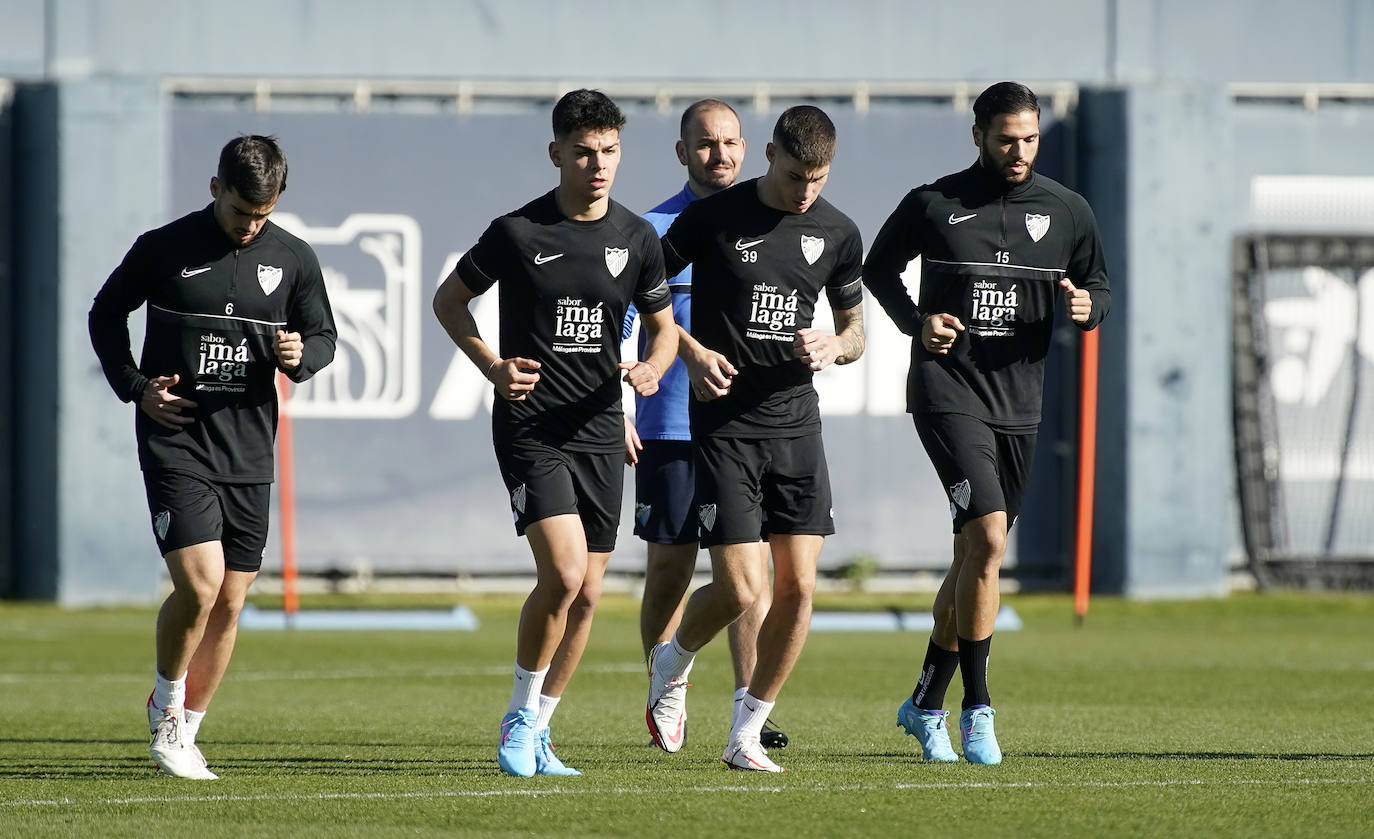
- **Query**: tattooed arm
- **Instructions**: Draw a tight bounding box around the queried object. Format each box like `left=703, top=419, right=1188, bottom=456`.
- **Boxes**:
left=793, top=302, right=866, bottom=371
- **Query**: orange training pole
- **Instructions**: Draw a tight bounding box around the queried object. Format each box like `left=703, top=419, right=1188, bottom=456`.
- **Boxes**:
left=276, top=372, right=299, bottom=623
left=1073, top=329, right=1100, bottom=623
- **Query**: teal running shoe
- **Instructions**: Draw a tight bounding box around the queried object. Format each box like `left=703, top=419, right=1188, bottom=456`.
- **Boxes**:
left=534, top=727, right=581, bottom=776
left=958, top=706, right=1003, bottom=765
left=896, top=697, right=958, bottom=762
left=497, top=708, right=538, bottom=777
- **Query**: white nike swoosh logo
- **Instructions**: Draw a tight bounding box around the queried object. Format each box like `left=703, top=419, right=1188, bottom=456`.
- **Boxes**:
left=533, top=252, right=564, bottom=265
left=948, top=213, right=977, bottom=225
left=180, top=266, right=212, bottom=277
left=735, top=238, right=764, bottom=250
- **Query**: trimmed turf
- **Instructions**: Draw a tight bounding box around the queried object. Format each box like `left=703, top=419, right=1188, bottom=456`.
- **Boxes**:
left=0, top=592, right=1370, bottom=838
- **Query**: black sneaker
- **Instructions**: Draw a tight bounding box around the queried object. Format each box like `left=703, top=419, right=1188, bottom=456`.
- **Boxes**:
left=760, top=718, right=788, bottom=749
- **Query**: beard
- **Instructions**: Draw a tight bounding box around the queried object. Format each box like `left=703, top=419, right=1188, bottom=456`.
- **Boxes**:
left=979, top=147, right=1033, bottom=185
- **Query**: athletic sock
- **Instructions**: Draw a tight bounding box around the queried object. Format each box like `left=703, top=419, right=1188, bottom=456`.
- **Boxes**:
left=152, top=669, right=186, bottom=711
left=506, top=662, right=548, bottom=715
left=183, top=708, right=206, bottom=742
left=534, top=694, right=560, bottom=731
left=730, top=692, right=775, bottom=744
left=957, top=635, right=993, bottom=710
left=912, top=639, right=961, bottom=711
left=655, top=633, right=697, bottom=680
left=731, top=687, right=749, bottom=728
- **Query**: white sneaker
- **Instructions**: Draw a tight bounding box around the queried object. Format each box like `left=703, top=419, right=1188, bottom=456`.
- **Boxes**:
left=149, top=705, right=218, bottom=780
left=723, top=738, right=784, bottom=773
left=148, top=694, right=212, bottom=772
left=646, top=642, right=691, bottom=753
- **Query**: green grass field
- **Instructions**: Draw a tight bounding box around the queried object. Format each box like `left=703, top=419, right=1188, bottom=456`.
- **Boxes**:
left=1, top=592, right=1371, bottom=838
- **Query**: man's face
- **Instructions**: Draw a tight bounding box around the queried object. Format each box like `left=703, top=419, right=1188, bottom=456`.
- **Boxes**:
left=760, top=144, right=829, bottom=214
left=677, top=107, right=745, bottom=195
left=210, top=178, right=278, bottom=247
left=550, top=128, right=621, bottom=205
left=974, top=110, right=1040, bottom=185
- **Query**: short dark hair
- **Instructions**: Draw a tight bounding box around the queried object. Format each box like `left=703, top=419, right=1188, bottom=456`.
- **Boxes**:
left=679, top=98, right=740, bottom=140
left=552, top=89, right=626, bottom=140
left=771, top=105, right=836, bottom=168
left=972, top=82, right=1040, bottom=129
left=216, top=135, right=287, bottom=205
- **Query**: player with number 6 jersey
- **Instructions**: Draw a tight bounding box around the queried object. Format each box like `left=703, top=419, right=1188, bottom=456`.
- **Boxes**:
left=89, top=135, right=336, bottom=780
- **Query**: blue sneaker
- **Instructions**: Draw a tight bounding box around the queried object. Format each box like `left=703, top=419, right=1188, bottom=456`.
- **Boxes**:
left=534, top=727, right=581, bottom=776
left=959, top=706, right=1002, bottom=765
left=896, top=697, right=958, bottom=762
left=497, top=708, right=538, bottom=777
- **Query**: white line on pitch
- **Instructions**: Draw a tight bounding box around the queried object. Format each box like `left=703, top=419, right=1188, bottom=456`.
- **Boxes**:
left=0, top=662, right=646, bottom=685
left=2, top=777, right=1368, bottom=809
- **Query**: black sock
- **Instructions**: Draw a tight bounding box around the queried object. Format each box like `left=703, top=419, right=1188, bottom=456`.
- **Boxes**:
left=957, top=635, right=992, bottom=710
left=911, top=639, right=960, bottom=711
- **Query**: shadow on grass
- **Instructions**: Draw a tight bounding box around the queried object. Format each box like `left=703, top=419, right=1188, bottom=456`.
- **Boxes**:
left=1015, top=751, right=1374, bottom=761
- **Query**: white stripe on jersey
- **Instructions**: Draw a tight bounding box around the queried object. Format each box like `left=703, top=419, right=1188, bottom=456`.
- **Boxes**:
left=924, top=258, right=1064, bottom=274
left=151, top=304, right=287, bottom=327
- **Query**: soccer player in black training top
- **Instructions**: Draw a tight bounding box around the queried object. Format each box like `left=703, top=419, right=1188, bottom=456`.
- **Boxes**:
left=90, top=135, right=337, bottom=779
left=644, top=105, right=865, bottom=773
left=433, top=90, right=677, bottom=778
left=863, top=82, right=1110, bottom=765
left=622, top=99, right=787, bottom=751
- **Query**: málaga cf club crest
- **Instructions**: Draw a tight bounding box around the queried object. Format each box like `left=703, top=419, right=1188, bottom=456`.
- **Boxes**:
left=605, top=247, right=628, bottom=277
left=801, top=235, right=825, bottom=265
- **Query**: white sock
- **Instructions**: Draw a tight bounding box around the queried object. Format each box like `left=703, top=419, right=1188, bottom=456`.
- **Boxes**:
left=183, top=708, right=206, bottom=742
left=653, top=634, right=697, bottom=681
left=535, top=694, right=560, bottom=732
left=730, top=692, right=774, bottom=744
left=506, top=662, right=548, bottom=715
left=152, top=669, right=186, bottom=710
left=731, top=687, right=749, bottom=728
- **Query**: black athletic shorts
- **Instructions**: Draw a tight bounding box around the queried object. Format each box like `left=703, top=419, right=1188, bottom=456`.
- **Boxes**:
left=913, top=412, right=1037, bottom=534
left=694, top=433, right=834, bottom=548
left=493, top=435, right=623, bottom=553
left=634, top=440, right=697, bottom=546
left=142, top=470, right=271, bottom=572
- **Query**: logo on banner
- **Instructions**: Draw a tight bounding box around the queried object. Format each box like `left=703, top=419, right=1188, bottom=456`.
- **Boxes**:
left=1025, top=213, right=1050, bottom=243
left=605, top=247, right=629, bottom=277
left=801, top=235, right=825, bottom=265
left=257, top=264, right=283, bottom=295
left=269, top=213, right=422, bottom=419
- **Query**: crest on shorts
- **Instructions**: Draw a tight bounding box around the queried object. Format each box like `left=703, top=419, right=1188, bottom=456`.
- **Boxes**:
left=949, top=479, right=972, bottom=511
left=154, top=510, right=171, bottom=541
left=800, top=235, right=825, bottom=265
left=698, top=503, right=718, bottom=531
left=605, top=247, right=629, bottom=277
left=257, top=263, right=283, bottom=295
left=1025, top=213, right=1050, bottom=243
left=635, top=502, right=652, bottom=528
left=511, top=483, right=527, bottom=515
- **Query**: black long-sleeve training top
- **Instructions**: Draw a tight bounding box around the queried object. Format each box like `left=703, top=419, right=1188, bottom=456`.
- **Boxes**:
left=90, top=205, right=337, bottom=483
left=863, top=164, right=1110, bottom=431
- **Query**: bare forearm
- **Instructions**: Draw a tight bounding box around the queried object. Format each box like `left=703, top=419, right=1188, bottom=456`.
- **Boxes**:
left=834, top=305, right=867, bottom=365
left=642, top=325, right=679, bottom=377
left=433, top=280, right=497, bottom=373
